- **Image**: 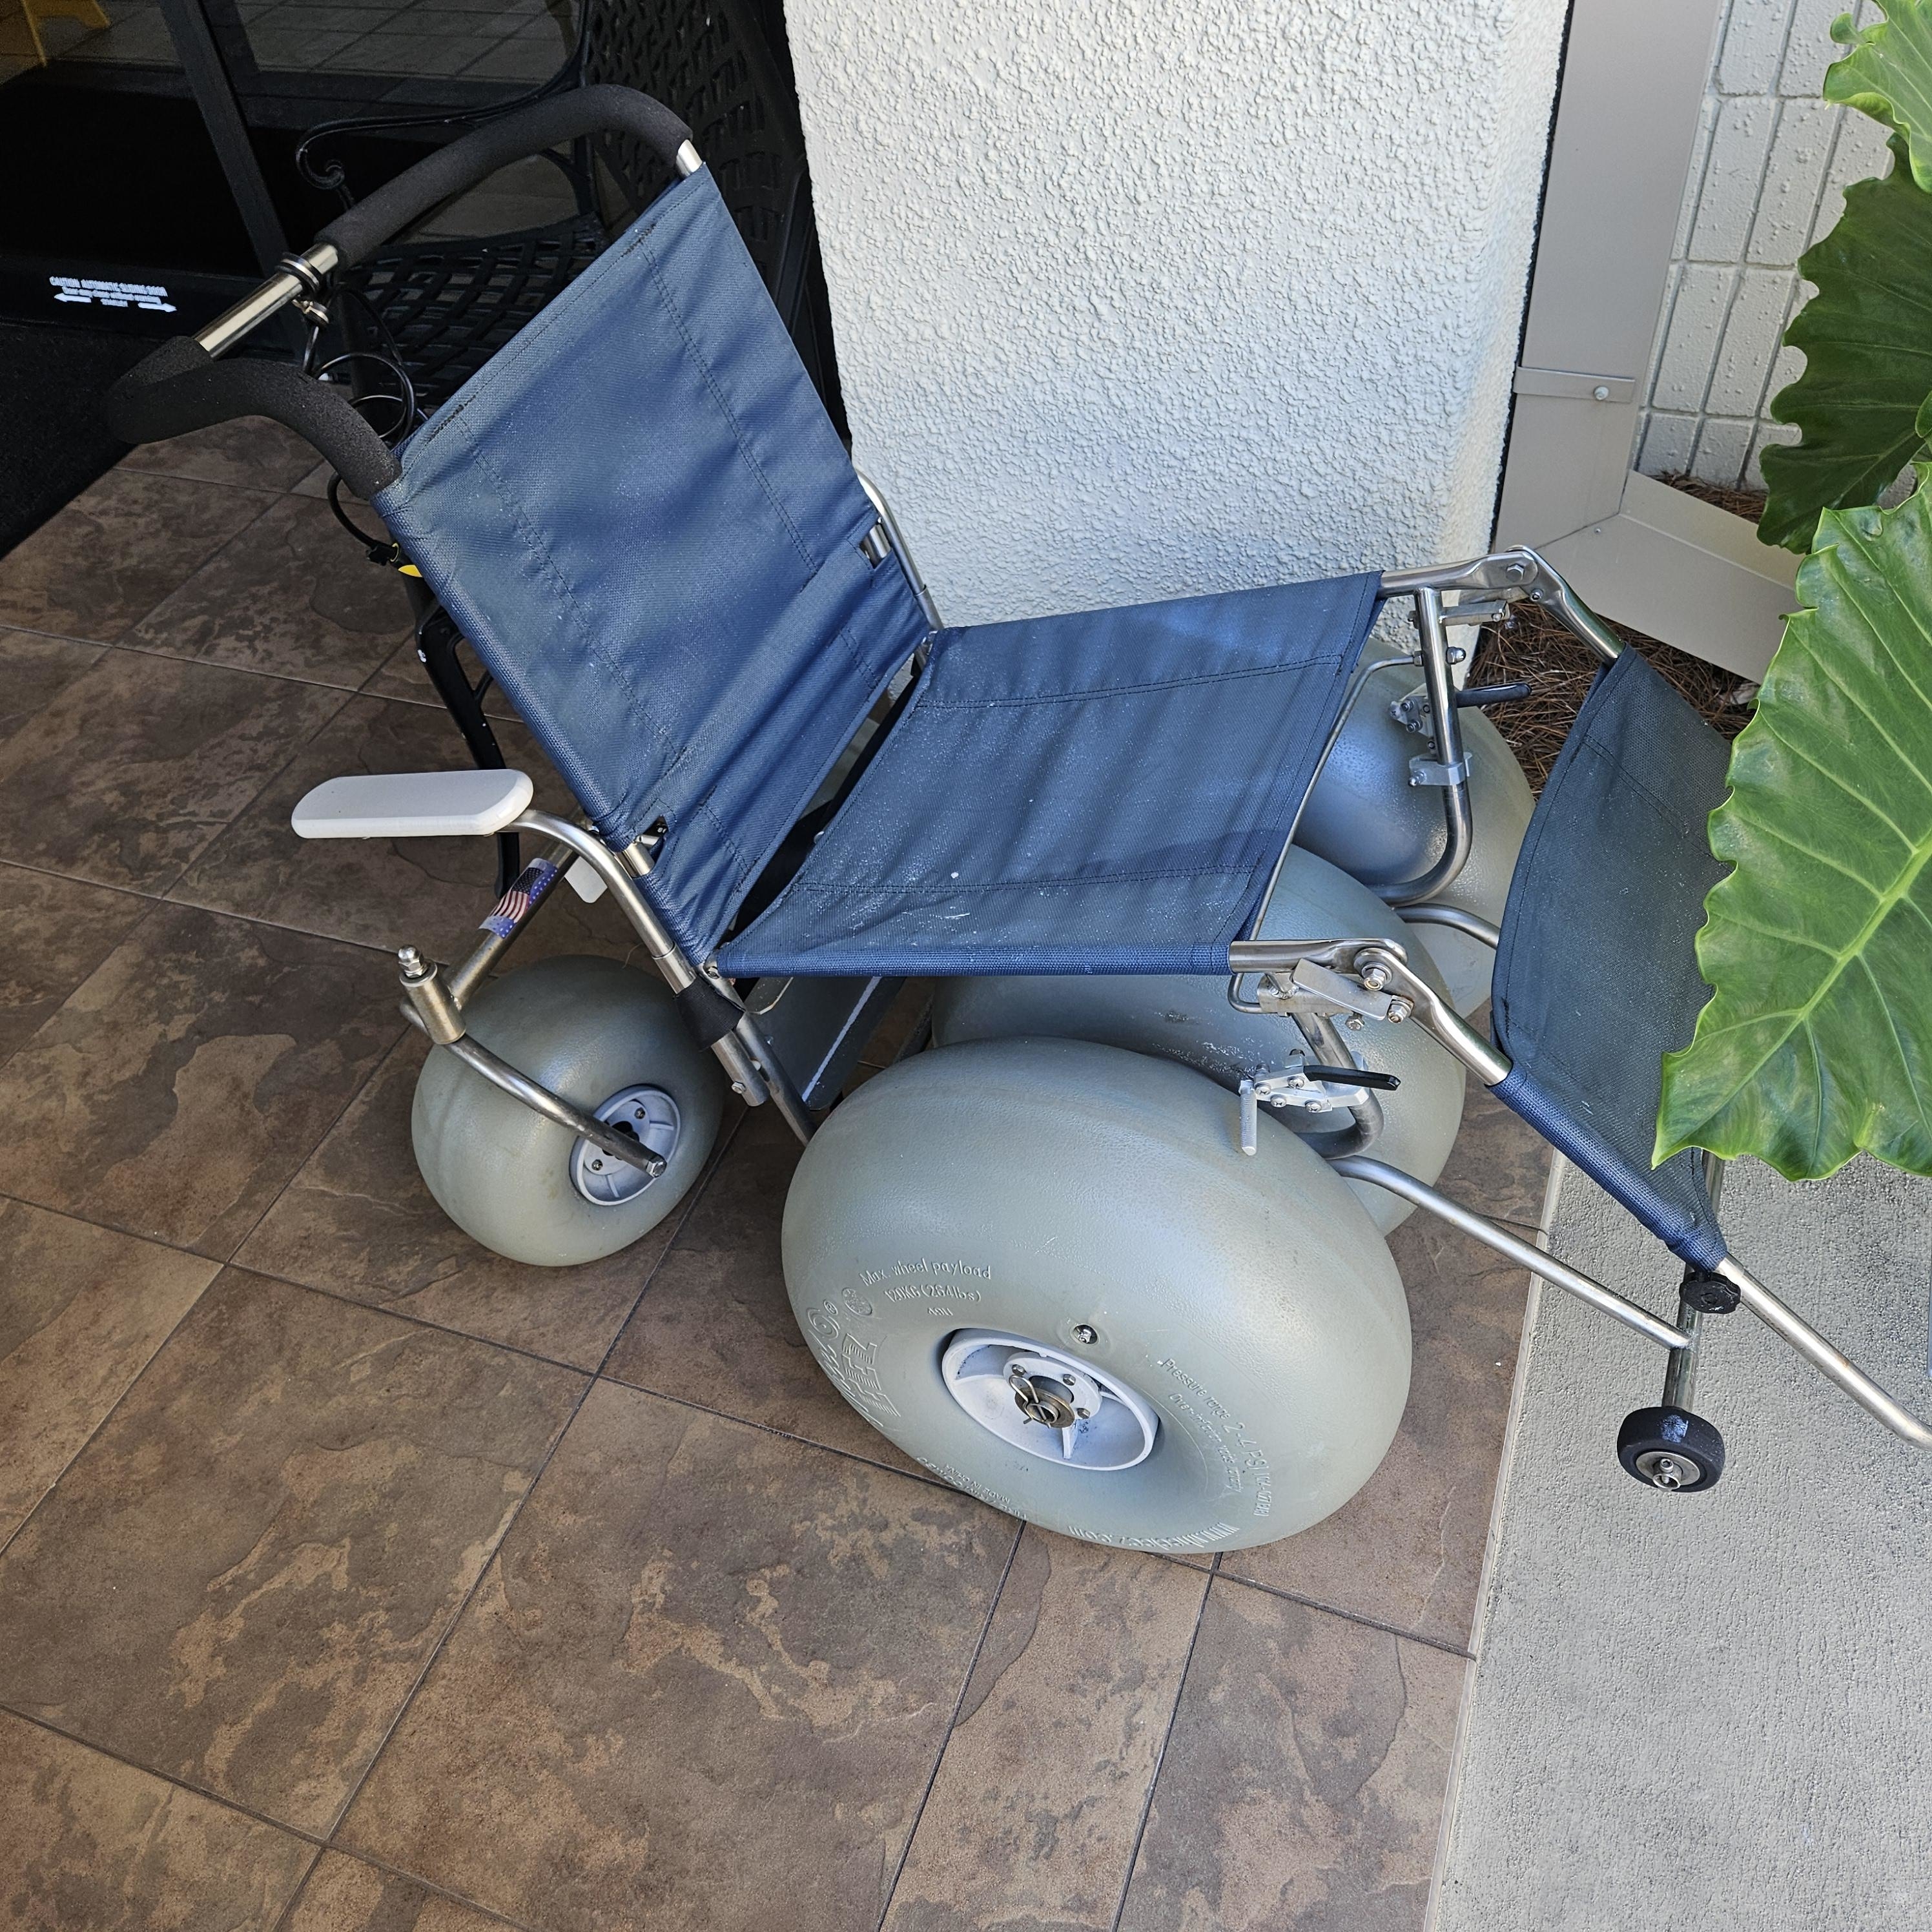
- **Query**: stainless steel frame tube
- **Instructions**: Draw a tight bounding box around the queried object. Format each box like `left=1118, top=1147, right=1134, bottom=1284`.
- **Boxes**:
left=1331, top=1155, right=1689, bottom=1350
left=196, top=243, right=340, bottom=358
left=399, top=1007, right=664, bottom=1176
left=1717, top=1257, right=1932, bottom=1449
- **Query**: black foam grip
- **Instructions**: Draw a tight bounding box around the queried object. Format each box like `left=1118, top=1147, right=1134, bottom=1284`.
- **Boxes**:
left=318, top=85, right=693, bottom=268
left=104, top=342, right=401, bottom=497
left=675, top=977, right=745, bottom=1049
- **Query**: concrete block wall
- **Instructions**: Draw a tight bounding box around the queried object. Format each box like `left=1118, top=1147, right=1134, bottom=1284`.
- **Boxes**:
left=1636, top=0, right=1893, bottom=491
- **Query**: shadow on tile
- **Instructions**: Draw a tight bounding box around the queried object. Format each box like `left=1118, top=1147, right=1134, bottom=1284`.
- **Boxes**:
left=0, top=1711, right=315, bottom=1931
left=340, top=1381, right=1016, bottom=1932
left=604, top=1105, right=927, bottom=1476
left=0, top=902, right=402, bottom=1257
left=0, top=1269, right=584, bottom=1834
left=128, top=494, right=413, bottom=688
left=883, top=1526, right=1207, bottom=1932
left=0, top=867, right=149, bottom=1065
left=0, top=469, right=274, bottom=643
left=1222, top=1085, right=1548, bottom=1649
left=0, top=648, right=347, bottom=894
left=240, top=1031, right=728, bottom=1370
left=1118, top=1577, right=1466, bottom=1932
left=171, top=694, right=640, bottom=961
left=0, top=1200, right=216, bottom=1537
left=116, top=417, right=319, bottom=493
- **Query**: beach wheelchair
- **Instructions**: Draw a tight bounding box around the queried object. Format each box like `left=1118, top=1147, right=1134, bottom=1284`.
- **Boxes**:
left=107, top=87, right=1932, bottom=1552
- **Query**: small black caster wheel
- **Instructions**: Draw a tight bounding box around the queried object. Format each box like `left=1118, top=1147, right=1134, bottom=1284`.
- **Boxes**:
left=1616, top=1406, right=1724, bottom=1492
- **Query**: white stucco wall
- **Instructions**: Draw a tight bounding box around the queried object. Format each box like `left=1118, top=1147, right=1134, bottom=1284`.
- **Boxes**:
left=785, top=2, right=1571, bottom=626
left=1636, top=0, right=1893, bottom=491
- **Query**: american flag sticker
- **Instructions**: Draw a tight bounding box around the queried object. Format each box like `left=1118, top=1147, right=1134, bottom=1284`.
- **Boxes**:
left=481, top=858, right=564, bottom=937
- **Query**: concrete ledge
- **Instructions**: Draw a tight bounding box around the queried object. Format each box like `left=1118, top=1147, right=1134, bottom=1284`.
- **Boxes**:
left=1432, top=1149, right=1932, bottom=1927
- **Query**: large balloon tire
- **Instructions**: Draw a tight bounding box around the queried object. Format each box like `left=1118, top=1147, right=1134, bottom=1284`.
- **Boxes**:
left=783, top=1037, right=1410, bottom=1552
left=413, top=954, right=726, bottom=1267
left=929, top=848, right=1465, bottom=1235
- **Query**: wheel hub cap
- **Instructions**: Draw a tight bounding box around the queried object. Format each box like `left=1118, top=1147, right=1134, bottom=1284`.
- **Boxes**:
left=570, top=1085, right=679, bottom=1207
left=940, top=1330, right=1156, bottom=1470
left=1636, top=1448, right=1694, bottom=1490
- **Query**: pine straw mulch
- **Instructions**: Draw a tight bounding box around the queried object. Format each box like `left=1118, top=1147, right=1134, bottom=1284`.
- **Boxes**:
left=1467, top=474, right=1768, bottom=790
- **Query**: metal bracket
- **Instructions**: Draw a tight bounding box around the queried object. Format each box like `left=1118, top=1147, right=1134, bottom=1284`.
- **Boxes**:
left=1408, top=752, right=1472, bottom=788
left=1226, top=938, right=1411, bottom=1022
left=1237, top=1056, right=1371, bottom=1153
left=1439, top=595, right=1514, bottom=627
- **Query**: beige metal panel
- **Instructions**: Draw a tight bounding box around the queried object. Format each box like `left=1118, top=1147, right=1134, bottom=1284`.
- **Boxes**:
left=1495, top=393, right=1645, bottom=544
left=1497, top=0, right=1723, bottom=541
left=1536, top=471, right=1800, bottom=681
left=1517, top=0, right=1723, bottom=384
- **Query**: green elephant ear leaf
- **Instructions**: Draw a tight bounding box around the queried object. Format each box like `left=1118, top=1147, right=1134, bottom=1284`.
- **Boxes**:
left=1656, top=480, right=1932, bottom=1180
left=1824, top=0, right=1932, bottom=187
left=1758, top=139, right=1932, bottom=552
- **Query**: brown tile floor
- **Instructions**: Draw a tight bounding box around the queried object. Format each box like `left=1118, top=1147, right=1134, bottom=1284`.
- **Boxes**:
left=0, top=424, right=1549, bottom=1931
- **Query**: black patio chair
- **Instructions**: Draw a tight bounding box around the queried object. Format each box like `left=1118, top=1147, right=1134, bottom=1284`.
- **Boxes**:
left=295, top=0, right=832, bottom=413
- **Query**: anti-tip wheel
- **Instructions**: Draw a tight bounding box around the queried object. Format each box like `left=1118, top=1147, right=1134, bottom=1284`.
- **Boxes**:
left=1616, top=1405, right=1725, bottom=1492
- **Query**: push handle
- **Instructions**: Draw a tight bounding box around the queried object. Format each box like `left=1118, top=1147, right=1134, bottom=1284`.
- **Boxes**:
left=103, top=336, right=402, bottom=497
left=103, top=85, right=695, bottom=490
left=318, top=85, right=695, bottom=268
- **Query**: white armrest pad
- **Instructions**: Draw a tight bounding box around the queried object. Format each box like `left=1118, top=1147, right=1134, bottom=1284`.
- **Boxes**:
left=291, top=769, right=535, bottom=840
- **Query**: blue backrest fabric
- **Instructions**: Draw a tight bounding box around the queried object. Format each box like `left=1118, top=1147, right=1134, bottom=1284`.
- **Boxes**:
left=372, top=169, right=930, bottom=958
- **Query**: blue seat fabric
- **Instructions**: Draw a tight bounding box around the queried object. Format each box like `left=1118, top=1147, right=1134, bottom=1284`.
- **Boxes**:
left=1490, top=648, right=1733, bottom=1269
left=717, top=572, right=1379, bottom=978
left=371, top=163, right=1379, bottom=979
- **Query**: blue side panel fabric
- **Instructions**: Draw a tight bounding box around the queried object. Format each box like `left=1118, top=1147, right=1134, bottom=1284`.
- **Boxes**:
left=1495, top=1067, right=1729, bottom=1271
left=717, top=572, right=1379, bottom=978
left=372, top=169, right=929, bottom=959
left=1490, top=648, right=1734, bottom=1268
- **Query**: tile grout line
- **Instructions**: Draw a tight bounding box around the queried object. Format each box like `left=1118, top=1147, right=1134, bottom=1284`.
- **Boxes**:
left=0, top=886, right=172, bottom=1094
left=0, top=1094, right=733, bottom=1589
left=311, top=1131, right=728, bottom=1854
left=0, top=1160, right=1251, bottom=1546
left=1, top=467, right=289, bottom=658
left=1, top=1705, right=333, bottom=1849
left=1105, top=1559, right=1215, bottom=1932
left=874, top=1518, right=1028, bottom=1932
left=0, top=848, right=454, bottom=961
left=205, top=1018, right=420, bottom=1272
left=1211, top=1568, right=1476, bottom=1661
left=0, top=1222, right=227, bottom=1571
left=272, top=1843, right=546, bottom=1932
left=269, top=1845, right=329, bottom=1932
left=109, top=629, right=407, bottom=698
